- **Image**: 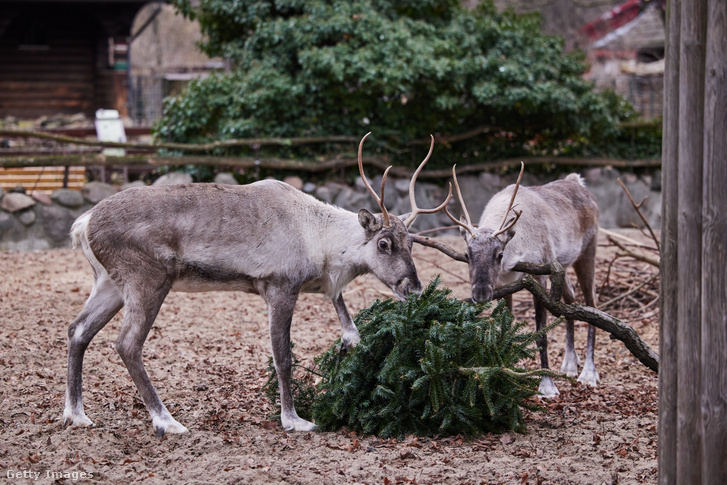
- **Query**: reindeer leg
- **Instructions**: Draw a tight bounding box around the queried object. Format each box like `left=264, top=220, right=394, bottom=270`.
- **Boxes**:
left=574, top=235, right=600, bottom=387
left=534, top=277, right=559, bottom=398
left=560, top=277, right=580, bottom=378
left=115, top=277, right=187, bottom=437
left=332, top=293, right=360, bottom=352
left=263, top=284, right=316, bottom=432
left=64, top=270, right=123, bottom=428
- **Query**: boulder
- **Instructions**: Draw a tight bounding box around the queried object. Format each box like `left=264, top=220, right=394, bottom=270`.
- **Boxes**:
left=153, top=172, right=193, bottom=186
left=1, top=192, right=35, bottom=213
left=0, top=211, right=13, bottom=234
left=41, top=205, right=76, bottom=245
left=51, top=189, right=85, bottom=208
left=122, top=180, right=147, bottom=191
left=283, top=176, right=304, bottom=191
left=82, top=182, right=118, bottom=204
left=32, top=192, right=52, bottom=205
left=17, top=209, right=36, bottom=226
left=214, top=172, right=238, bottom=185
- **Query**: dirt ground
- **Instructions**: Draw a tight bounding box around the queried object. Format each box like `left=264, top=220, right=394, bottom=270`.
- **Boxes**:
left=0, top=232, right=660, bottom=484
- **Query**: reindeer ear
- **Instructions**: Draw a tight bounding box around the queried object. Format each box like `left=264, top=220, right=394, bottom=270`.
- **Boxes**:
left=459, top=216, right=473, bottom=242
left=499, top=227, right=516, bottom=247
left=358, top=209, right=383, bottom=233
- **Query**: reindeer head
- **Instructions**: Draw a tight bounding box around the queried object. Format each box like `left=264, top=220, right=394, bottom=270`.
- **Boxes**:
left=357, top=132, right=452, bottom=300
left=446, top=163, right=524, bottom=303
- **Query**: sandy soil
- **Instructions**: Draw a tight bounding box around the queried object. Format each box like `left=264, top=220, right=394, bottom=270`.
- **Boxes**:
left=0, top=232, right=659, bottom=484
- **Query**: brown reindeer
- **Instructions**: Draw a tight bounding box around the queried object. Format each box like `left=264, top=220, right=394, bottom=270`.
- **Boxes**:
left=63, top=133, right=451, bottom=436
left=446, top=164, right=600, bottom=397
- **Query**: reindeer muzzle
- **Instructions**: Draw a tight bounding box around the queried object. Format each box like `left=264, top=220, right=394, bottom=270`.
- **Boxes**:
left=471, top=283, right=494, bottom=304
left=393, top=277, right=422, bottom=301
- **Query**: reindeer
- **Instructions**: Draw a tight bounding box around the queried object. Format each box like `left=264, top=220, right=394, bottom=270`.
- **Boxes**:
left=63, top=133, right=452, bottom=436
left=445, top=163, right=600, bottom=397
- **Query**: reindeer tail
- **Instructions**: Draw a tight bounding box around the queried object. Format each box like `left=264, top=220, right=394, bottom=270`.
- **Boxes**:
left=70, top=211, right=92, bottom=250
left=565, top=173, right=586, bottom=186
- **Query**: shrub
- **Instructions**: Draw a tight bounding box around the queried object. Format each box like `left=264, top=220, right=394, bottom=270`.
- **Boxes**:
left=160, top=0, right=650, bottom=167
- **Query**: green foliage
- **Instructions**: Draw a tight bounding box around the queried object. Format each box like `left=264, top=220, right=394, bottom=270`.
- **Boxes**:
left=265, top=278, right=561, bottom=438
left=159, top=0, right=654, bottom=168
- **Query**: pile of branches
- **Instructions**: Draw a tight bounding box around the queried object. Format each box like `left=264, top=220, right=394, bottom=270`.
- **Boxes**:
left=598, top=179, right=661, bottom=320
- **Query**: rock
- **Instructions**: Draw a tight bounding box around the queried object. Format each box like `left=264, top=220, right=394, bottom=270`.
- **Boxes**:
left=214, top=173, right=238, bottom=185
left=51, top=189, right=85, bottom=208
left=17, top=209, right=36, bottom=226
left=316, top=182, right=347, bottom=205
left=650, top=170, right=662, bottom=191
left=334, top=186, right=376, bottom=213
left=303, top=182, right=316, bottom=194
left=0, top=211, right=13, bottom=234
left=122, top=180, right=147, bottom=191
left=283, top=176, right=304, bottom=191
left=82, top=182, right=118, bottom=203
left=32, top=192, right=52, bottom=205
left=41, top=205, right=76, bottom=244
left=583, top=167, right=603, bottom=185
left=393, top=179, right=410, bottom=194
left=153, top=172, right=193, bottom=186
left=1, top=192, right=35, bottom=213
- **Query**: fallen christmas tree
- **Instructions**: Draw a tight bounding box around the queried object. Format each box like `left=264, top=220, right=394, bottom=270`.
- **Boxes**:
left=266, top=278, right=561, bottom=438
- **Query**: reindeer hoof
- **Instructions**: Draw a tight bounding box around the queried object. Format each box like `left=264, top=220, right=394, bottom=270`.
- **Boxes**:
left=537, top=376, right=560, bottom=399
left=152, top=415, right=189, bottom=438
left=341, top=331, right=361, bottom=353
left=62, top=409, right=94, bottom=428
left=560, top=356, right=579, bottom=378
left=577, top=364, right=600, bottom=387
left=282, top=416, right=317, bottom=433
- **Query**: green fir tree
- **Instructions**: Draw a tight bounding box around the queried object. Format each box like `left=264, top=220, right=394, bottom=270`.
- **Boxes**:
left=266, top=277, right=561, bottom=438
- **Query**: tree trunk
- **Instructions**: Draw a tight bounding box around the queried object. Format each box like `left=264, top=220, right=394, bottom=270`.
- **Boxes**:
left=659, top=1, right=727, bottom=483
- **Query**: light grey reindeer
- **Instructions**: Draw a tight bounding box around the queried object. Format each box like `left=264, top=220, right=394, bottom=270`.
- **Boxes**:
left=446, top=163, right=600, bottom=397
left=63, top=132, right=452, bottom=436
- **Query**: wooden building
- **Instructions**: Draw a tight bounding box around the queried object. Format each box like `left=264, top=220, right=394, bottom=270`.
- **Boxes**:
left=0, top=0, right=147, bottom=119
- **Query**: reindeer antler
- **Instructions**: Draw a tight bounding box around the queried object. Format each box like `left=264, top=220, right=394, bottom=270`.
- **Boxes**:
left=444, top=164, right=478, bottom=238
left=491, top=161, right=525, bottom=238
left=358, top=132, right=392, bottom=227
left=403, top=135, right=453, bottom=227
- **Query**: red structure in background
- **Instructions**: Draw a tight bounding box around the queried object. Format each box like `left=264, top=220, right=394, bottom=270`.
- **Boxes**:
left=581, top=0, right=666, bottom=42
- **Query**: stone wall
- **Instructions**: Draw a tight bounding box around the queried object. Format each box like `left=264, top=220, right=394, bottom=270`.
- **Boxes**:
left=0, top=168, right=661, bottom=251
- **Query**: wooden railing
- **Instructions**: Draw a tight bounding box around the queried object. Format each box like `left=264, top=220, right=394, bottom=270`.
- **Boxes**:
left=0, top=127, right=662, bottom=192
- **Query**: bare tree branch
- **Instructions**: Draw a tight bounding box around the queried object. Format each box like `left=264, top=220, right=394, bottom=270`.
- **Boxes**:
left=411, top=235, right=467, bottom=262
left=490, top=261, right=659, bottom=373
left=607, top=236, right=660, bottom=267
left=617, top=178, right=661, bottom=251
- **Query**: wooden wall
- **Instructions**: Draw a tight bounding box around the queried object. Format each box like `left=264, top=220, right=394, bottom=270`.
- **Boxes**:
left=0, top=1, right=145, bottom=120
left=0, top=7, right=96, bottom=118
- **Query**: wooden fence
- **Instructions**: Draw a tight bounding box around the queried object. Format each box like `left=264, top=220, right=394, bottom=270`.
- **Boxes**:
left=0, top=127, right=663, bottom=193
left=0, top=166, right=85, bottom=193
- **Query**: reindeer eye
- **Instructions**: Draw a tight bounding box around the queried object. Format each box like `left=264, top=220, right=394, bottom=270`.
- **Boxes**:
left=496, top=252, right=504, bottom=262
left=378, top=239, right=391, bottom=252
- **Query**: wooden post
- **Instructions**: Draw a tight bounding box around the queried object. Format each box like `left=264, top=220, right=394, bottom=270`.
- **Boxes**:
left=701, top=0, right=727, bottom=480
left=659, top=0, right=727, bottom=483
left=658, top=0, right=680, bottom=481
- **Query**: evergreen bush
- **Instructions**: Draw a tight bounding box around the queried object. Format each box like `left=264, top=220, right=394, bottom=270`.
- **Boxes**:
left=161, top=0, right=654, bottom=167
